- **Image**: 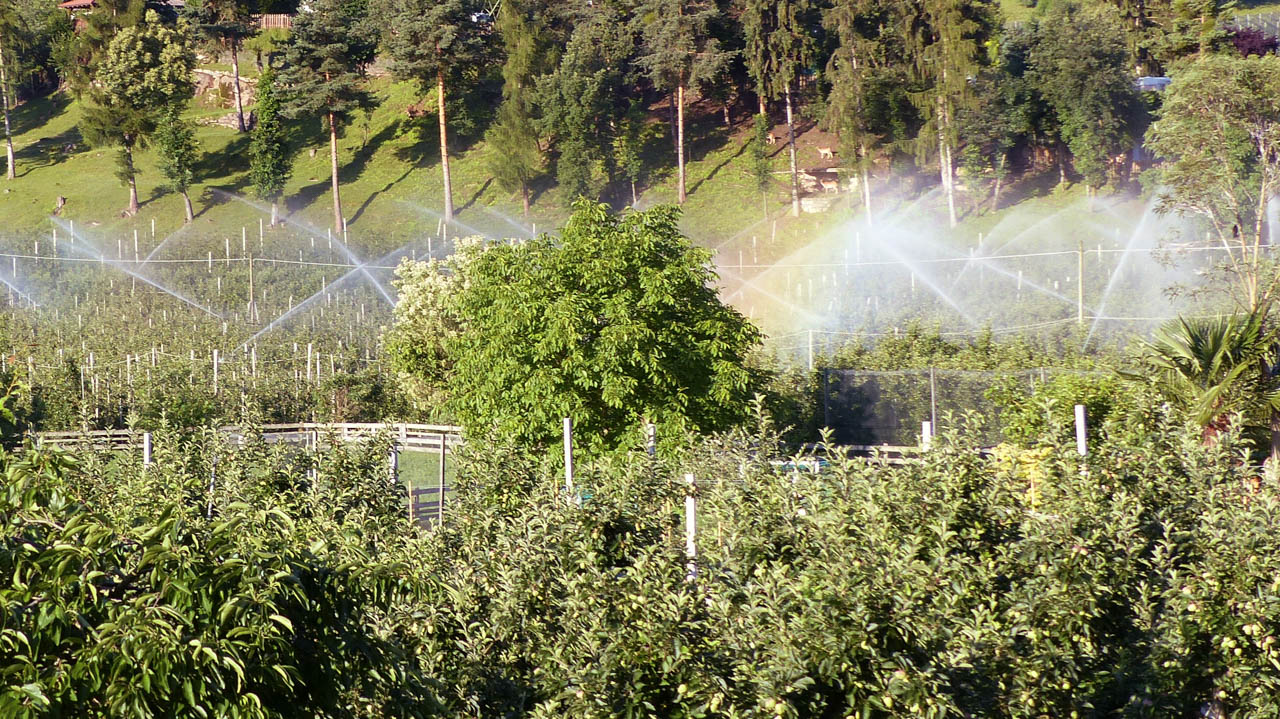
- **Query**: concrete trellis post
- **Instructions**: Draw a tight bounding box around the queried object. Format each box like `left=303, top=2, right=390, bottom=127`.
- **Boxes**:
left=563, top=417, right=574, bottom=498
left=921, top=421, right=934, bottom=451
left=1075, top=404, right=1088, bottom=456
left=142, top=431, right=152, bottom=467
left=438, top=432, right=447, bottom=525
left=684, top=473, right=697, bottom=581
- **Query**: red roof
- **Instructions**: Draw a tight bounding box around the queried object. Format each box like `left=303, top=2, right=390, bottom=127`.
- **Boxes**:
left=58, top=0, right=96, bottom=8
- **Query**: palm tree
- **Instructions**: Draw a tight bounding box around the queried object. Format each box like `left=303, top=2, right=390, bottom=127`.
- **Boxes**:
left=1122, top=312, right=1280, bottom=457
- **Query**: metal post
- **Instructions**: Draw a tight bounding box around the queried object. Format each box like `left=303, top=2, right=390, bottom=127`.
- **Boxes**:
left=646, top=422, right=657, bottom=458
left=807, top=330, right=814, bottom=372
left=563, top=417, right=574, bottom=498
left=1075, top=404, right=1088, bottom=456
left=921, top=421, right=933, bottom=451
left=684, top=473, right=697, bottom=581
left=142, top=431, right=152, bottom=467
left=438, top=432, right=447, bottom=525
left=212, top=349, right=219, bottom=394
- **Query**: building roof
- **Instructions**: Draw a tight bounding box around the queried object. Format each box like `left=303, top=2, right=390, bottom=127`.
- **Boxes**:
left=57, top=0, right=95, bottom=9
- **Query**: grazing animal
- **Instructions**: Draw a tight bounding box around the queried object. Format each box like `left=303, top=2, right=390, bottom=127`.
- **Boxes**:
left=817, top=146, right=835, bottom=160
left=765, top=132, right=777, bottom=145
left=819, top=178, right=839, bottom=193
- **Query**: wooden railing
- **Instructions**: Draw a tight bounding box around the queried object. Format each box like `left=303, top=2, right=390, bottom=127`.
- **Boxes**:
left=36, top=423, right=463, bottom=453
left=257, top=13, right=293, bottom=30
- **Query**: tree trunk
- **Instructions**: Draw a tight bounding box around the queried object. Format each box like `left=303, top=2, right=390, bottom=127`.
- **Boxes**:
left=230, top=42, right=246, bottom=132
left=937, top=96, right=956, bottom=228
left=676, top=81, right=687, bottom=204
left=181, top=190, right=194, bottom=223
left=992, top=154, right=1006, bottom=211
left=437, top=68, right=454, bottom=221
left=521, top=181, right=530, bottom=216
left=723, top=101, right=731, bottom=127
left=124, top=143, right=139, bottom=215
left=860, top=142, right=872, bottom=225
left=329, top=110, right=343, bottom=233
left=631, top=180, right=638, bottom=207
left=785, top=84, right=800, bottom=218
left=758, top=89, right=766, bottom=117
left=1, top=42, right=13, bottom=181
left=1058, top=145, right=1067, bottom=186
left=271, top=199, right=280, bottom=227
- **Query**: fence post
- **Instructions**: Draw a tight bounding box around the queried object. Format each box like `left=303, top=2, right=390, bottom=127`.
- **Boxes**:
left=822, top=369, right=830, bottom=429
left=1075, top=404, right=1088, bottom=456
left=1077, top=241, right=1085, bottom=325
left=921, top=421, right=934, bottom=451
left=563, top=417, right=574, bottom=499
left=929, top=367, right=938, bottom=429
left=684, top=473, right=697, bottom=581
left=438, top=432, right=447, bottom=526
left=389, top=444, right=399, bottom=484
left=807, top=330, right=814, bottom=372
left=142, top=431, right=152, bottom=467
left=212, top=349, right=219, bottom=394
left=646, top=422, right=657, bottom=458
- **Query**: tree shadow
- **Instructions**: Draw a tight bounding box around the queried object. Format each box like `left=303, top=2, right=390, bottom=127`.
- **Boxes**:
left=14, top=127, right=84, bottom=174
left=456, top=177, right=493, bottom=215
left=11, top=91, right=72, bottom=133
left=688, top=137, right=751, bottom=196
left=348, top=165, right=414, bottom=226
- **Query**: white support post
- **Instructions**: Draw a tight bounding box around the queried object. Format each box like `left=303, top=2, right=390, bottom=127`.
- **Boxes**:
left=684, top=473, right=697, bottom=581
left=142, top=431, right=152, bottom=467
left=646, top=422, right=657, bottom=458
left=438, top=432, right=447, bottom=525
left=1074, top=404, right=1088, bottom=456
left=921, top=421, right=934, bottom=451
left=388, top=445, right=399, bottom=484
left=212, top=349, right=219, bottom=394
left=563, top=417, right=574, bottom=499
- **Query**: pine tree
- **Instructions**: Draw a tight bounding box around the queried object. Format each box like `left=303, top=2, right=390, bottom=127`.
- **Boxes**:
left=184, top=0, right=257, bottom=132
left=154, top=104, right=200, bottom=223
left=742, top=0, right=816, bottom=217
left=901, top=0, right=995, bottom=227
left=484, top=0, right=547, bottom=216
left=378, top=0, right=491, bottom=222
left=277, top=0, right=377, bottom=233
left=79, top=11, right=195, bottom=216
left=749, top=112, right=772, bottom=219
left=249, top=69, right=293, bottom=227
left=635, top=0, right=729, bottom=204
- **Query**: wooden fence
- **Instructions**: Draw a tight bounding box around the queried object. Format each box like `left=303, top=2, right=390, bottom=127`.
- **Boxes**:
left=257, top=14, right=293, bottom=30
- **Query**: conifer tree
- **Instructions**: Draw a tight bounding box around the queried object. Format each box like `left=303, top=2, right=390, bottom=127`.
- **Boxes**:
left=378, top=0, right=490, bottom=222
left=277, top=0, right=377, bottom=233
left=742, top=0, right=816, bottom=217
left=635, top=0, right=729, bottom=204
left=184, top=0, right=257, bottom=133
left=79, top=11, right=195, bottom=216
left=154, top=104, right=200, bottom=223
left=901, top=0, right=995, bottom=227
left=249, top=69, right=293, bottom=227
left=484, top=0, right=547, bottom=216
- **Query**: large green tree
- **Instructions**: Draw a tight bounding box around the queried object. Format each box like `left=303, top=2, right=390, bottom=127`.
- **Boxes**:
left=902, top=0, right=995, bottom=227
left=742, top=0, right=816, bottom=217
left=386, top=200, right=762, bottom=452
left=1146, top=53, right=1280, bottom=316
left=277, top=0, right=377, bottom=233
left=1028, top=1, right=1137, bottom=192
left=378, top=0, right=491, bottom=222
left=79, top=11, right=195, bottom=216
left=484, top=0, right=549, bottom=216
left=249, top=69, right=293, bottom=227
left=184, top=0, right=258, bottom=133
left=635, top=0, right=730, bottom=205
left=154, top=105, right=200, bottom=223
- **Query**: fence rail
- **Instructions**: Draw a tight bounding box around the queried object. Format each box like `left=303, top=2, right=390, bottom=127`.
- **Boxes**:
left=35, top=422, right=464, bottom=452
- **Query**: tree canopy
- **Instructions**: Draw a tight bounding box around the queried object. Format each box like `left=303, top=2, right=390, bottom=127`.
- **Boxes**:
left=386, top=200, right=763, bottom=452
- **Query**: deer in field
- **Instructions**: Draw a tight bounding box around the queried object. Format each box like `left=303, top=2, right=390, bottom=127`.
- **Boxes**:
left=817, top=146, right=835, bottom=160
left=819, top=178, right=840, bottom=193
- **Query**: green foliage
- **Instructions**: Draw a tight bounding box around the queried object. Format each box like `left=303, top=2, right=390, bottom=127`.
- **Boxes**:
left=248, top=69, right=293, bottom=206
left=988, top=370, right=1134, bottom=447
left=1146, top=52, right=1280, bottom=313
left=154, top=105, right=200, bottom=196
left=1027, top=1, right=1138, bottom=190
left=748, top=111, right=772, bottom=195
left=277, top=0, right=377, bottom=122
left=1121, top=313, right=1280, bottom=438
left=388, top=200, right=763, bottom=453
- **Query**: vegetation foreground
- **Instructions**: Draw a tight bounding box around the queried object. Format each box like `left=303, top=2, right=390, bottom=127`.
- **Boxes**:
left=4, top=386, right=1280, bottom=717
